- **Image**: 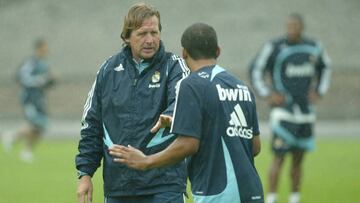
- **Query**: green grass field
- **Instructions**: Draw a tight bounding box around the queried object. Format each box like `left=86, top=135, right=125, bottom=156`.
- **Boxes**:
left=0, top=138, right=359, bottom=203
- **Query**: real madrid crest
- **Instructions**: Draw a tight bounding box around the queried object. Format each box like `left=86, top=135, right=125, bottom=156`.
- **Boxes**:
left=151, top=71, right=161, bottom=83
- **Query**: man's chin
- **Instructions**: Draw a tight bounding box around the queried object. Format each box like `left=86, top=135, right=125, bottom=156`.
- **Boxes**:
left=141, top=52, right=156, bottom=59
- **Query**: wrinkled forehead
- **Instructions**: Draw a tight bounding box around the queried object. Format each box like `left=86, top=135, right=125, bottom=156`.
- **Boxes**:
left=135, top=16, right=160, bottom=32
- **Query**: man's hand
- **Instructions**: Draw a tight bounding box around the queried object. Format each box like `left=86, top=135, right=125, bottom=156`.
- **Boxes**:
left=45, top=73, right=58, bottom=88
left=150, top=114, right=172, bottom=133
left=109, top=145, right=150, bottom=171
left=77, top=175, right=93, bottom=203
left=308, top=90, right=320, bottom=104
left=267, top=93, right=285, bottom=106
left=110, top=137, right=199, bottom=171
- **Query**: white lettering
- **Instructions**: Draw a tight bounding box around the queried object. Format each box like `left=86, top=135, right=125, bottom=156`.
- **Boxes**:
left=251, top=196, right=262, bottom=200
left=148, top=83, right=161, bottom=88
left=216, top=84, right=252, bottom=102
left=286, top=63, right=315, bottom=77
left=226, top=126, right=253, bottom=139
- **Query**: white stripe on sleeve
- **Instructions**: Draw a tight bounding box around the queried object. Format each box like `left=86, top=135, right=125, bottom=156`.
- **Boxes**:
left=172, top=55, right=190, bottom=78
left=81, top=60, right=109, bottom=130
left=170, top=78, right=185, bottom=133
left=317, top=48, right=332, bottom=95
left=251, top=42, right=274, bottom=97
left=81, top=76, right=97, bottom=130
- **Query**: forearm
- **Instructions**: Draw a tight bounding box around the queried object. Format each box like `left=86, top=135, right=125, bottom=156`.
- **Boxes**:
left=146, top=136, right=199, bottom=169
left=316, top=68, right=332, bottom=96
left=252, top=135, right=261, bottom=157
left=76, top=134, right=104, bottom=176
left=21, top=74, right=48, bottom=88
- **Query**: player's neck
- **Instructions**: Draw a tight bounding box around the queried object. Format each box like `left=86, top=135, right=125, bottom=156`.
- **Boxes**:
left=188, top=58, right=217, bottom=72
left=287, top=35, right=303, bottom=43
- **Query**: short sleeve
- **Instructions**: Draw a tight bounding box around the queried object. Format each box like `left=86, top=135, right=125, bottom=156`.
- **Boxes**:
left=170, top=79, right=203, bottom=139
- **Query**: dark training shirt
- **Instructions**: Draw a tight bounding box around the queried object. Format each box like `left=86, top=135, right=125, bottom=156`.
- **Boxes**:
left=171, top=65, right=264, bottom=203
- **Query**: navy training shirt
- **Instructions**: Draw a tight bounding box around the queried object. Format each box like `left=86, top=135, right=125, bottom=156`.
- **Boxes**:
left=171, top=65, right=264, bottom=203
left=249, top=37, right=332, bottom=111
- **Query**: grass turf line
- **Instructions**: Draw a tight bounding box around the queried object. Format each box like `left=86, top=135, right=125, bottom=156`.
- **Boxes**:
left=0, top=139, right=359, bottom=203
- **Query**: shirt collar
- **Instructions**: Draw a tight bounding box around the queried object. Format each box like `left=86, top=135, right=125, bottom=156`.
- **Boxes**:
left=132, top=58, right=150, bottom=74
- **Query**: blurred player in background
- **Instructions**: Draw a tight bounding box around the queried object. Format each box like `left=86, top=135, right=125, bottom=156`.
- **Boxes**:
left=249, top=13, right=331, bottom=203
left=1, top=38, right=55, bottom=163
left=75, top=3, right=189, bottom=203
left=109, top=23, right=264, bottom=203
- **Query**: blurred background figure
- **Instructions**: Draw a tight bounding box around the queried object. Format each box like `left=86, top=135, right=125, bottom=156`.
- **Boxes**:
left=249, top=13, right=331, bottom=203
left=1, top=38, right=56, bottom=163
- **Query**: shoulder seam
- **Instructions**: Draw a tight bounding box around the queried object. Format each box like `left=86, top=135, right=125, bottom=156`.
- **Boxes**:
left=171, top=54, right=190, bottom=78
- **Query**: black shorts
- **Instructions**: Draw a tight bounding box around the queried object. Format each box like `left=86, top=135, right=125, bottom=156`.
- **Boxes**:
left=271, top=121, right=314, bottom=154
left=269, top=107, right=316, bottom=154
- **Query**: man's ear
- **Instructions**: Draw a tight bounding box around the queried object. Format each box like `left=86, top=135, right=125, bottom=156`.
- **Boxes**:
left=182, top=48, right=188, bottom=59
left=216, top=47, right=221, bottom=58
left=124, top=37, right=130, bottom=44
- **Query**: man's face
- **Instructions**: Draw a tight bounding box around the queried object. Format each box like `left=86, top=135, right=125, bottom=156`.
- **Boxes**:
left=286, top=18, right=303, bottom=41
left=37, top=43, right=49, bottom=58
left=126, top=16, right=161, bottom=61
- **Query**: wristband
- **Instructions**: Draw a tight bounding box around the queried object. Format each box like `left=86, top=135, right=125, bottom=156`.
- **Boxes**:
left=77, top=171, right=89, bottom=179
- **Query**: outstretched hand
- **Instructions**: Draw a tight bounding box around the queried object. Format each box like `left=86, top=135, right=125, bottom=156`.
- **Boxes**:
left=150, top=114, right=173, bottom=133
left=267, top=93, right=285, bottom=106
left=109, top=145, right=150, bottom=171
left=308, top=90, right=320, bottom=103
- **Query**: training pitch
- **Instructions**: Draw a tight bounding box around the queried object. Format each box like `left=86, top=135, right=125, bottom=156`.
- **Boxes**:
left=0, top=138, right=359, bottom=203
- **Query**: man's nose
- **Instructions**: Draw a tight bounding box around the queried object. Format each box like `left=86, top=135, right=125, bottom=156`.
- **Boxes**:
left=144, top=33, right=154, bottom=44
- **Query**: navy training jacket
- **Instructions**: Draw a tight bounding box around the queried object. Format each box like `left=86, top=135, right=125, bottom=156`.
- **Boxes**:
left=75, top=42, right=190, bottom=197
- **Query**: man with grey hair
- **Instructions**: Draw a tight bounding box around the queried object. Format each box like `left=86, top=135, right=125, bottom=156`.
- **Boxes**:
left=75, top=3, right=189, bottom=203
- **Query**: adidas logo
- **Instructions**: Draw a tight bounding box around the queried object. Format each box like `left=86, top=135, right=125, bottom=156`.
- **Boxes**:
left=226, top=104, right=253, bottom=139
left=114, top=64, right=124, bottom=72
